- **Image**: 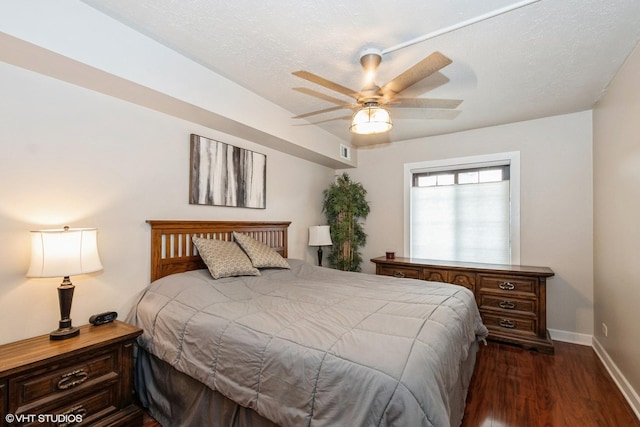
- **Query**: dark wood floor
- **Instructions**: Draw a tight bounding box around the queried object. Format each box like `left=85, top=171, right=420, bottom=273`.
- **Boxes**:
left=462, top=340, right=640, bottom=427
left=143, top=340, right=640, bottom=427
left=142, top=412, right=161, bottom=427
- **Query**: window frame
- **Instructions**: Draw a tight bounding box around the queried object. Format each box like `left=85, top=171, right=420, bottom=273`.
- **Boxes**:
left=413, top=165, right=510, bottom=187
left=403, top=152, right=521, bottom=264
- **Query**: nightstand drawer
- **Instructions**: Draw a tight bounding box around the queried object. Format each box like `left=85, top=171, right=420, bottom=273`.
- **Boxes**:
left=481, top=311, right=537, bottom=336
left=0, top=382, right=6, bottom=418
left=479, top=294, right=536, bottom=315
left=478, top=274, right=537, bottom=296
left=378, top=265, right=422, bottom=279
left=19, top=384, right=118, bottom=427
left=12, top=349, right=119, bottom=411
left=0, top=322, right=143, bottom=427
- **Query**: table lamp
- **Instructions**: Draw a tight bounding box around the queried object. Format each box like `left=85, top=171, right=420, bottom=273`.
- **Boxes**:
left=308, top=225, right=332, bottom=266
left=27, top=226, right=103, bottom=340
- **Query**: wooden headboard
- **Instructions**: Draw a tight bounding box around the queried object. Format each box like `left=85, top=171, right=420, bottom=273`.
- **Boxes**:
left=146, top=220, right=291, bottom=282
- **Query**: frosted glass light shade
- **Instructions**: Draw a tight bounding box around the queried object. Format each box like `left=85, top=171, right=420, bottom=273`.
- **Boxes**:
left=350, top=106, right=393, bottom=135
left=27, top=228, right=103, bottom=278
left=308, top=225, right=332, bottom=246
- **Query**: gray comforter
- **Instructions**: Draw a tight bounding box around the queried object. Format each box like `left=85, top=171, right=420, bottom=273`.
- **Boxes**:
left=129, top=259, right=488, bottom=427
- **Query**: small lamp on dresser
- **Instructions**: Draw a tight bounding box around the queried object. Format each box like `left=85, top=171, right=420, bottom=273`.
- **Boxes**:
left=27, top=226, right=103, bottom=340
left=308, top=225, right=332, bottom=267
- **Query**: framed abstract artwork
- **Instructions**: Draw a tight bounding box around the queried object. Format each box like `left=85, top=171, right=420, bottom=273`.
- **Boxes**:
left=189, top=134, right=266, bottom=209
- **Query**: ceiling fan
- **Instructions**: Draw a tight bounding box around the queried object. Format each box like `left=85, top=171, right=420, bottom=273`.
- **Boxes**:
left=292, top=49, right=462, bottom=135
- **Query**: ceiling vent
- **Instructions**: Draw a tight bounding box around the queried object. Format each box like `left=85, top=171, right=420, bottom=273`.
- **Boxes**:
left=340, top=144, right=351, bottom=160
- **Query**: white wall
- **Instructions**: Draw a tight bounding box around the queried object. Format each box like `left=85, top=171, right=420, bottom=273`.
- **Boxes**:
left=341, top=111, right=594, bottom=339
left=593, top=41, right=640, bottom=415
left=0, top=1, right=355, bottom=170
left=0, top=61, right=334, bottom=344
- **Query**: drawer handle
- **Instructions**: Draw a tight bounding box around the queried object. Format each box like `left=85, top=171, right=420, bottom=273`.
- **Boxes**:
left=57, top=369, right=88, bottom=390
left=499, top=300, right=516, bottom=309
left=393, top=271, right=405, bottom=278
left=499, top=318, right=516, bottom=328
left=498, top=281, right=516, bottom=290
left=58, top=405, right=87, bottom=427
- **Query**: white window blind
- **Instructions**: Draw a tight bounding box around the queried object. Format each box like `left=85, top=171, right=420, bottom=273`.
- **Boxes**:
left=410, top=166, right=511, bottom=264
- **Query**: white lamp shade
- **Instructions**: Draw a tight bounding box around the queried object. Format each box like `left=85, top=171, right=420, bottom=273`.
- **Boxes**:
left=308, top=226, right=332, bottom=246
left=27, top=228, right=103, bottom=278
left=350, top=106, right=393, bottom=135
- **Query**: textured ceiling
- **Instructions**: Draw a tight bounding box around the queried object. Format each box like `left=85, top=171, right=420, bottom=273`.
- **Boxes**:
left=82, top=0, right=640, bottom=147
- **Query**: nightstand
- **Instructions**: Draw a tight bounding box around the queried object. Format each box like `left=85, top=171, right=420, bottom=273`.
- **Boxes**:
left=0, top=321, right=143, bottom=426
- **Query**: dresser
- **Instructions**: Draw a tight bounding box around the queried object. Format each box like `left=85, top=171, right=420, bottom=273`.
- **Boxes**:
left=371, top=256, right=555, bottom=354
left=0, top=321, right=143, bottom=426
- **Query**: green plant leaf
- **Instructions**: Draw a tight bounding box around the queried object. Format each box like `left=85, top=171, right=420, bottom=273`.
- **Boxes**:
left=322, top=173, right=370, bottom=271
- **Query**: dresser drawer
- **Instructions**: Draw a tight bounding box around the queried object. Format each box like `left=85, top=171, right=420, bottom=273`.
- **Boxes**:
left=19, top=384, right=118, bottom=427
left=371, top=256, right=554, bottom=353
left=378, top=265, right=422, bottom=279
left=479, top=294, right=536, bottom=315
left=477, top=274, right=537, bottom=296
left=422, top=268, right=449, bottom=283
left=481, top=311, right=537, bottom=336
left=11, top=349, right=119, bottom=412
left=447, top=271, right=476, bottom=291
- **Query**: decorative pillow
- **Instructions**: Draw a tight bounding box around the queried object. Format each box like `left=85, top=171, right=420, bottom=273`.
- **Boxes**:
left=192, top=237, right=260, bottom=279
left=232, top=231, right=291, bottom=269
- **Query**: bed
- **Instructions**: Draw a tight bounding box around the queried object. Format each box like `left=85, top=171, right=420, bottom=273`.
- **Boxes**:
left=128, top=220, right=488, bottom=427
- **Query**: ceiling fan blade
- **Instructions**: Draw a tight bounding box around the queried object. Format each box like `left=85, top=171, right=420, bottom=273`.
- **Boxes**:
left=389, top=97, right=462, bottom=109
left=418, top=71, right=450, bottom=92
left=384, top=72, right=450, bottom=100
left=392, top=109, right=461, bottom=120
left=381, top=52, right=452, bottom=96
left=292, top=105, right=349, bottom=119
left=293, top=115, right=352, bottom=125
left=292, top=71, right=358, bottom=98
left=293, top=87, right=355, bottom=107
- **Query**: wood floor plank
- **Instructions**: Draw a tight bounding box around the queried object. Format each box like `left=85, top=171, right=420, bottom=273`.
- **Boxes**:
left=462, top=340, right=640, bottom=427
left=532, top=348, right=567, bottom=427
left=462, top=342, right=499, bottom=426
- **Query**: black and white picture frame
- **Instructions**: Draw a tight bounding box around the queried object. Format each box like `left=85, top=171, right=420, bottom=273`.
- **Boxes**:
left=189, top=134, right=266, bottom=208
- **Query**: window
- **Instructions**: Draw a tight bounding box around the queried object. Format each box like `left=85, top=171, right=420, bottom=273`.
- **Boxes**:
left=404, top=153, right=520, bottom=264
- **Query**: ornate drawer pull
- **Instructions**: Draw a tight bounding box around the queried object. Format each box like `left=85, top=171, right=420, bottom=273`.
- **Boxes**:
left=57, top=369, right=88, bottom=390
left=498, top=281, right=516, bottom=290
left=499, top=319, right=516, bottom=328
left=393, top=271, right=405, bottom=278
left=499, top=300, right=516, bottom=309
left=58, top=405, right=87, bottom=427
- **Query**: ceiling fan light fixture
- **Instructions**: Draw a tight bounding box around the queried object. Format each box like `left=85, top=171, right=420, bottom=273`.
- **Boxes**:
left=350, top=105, right=393, bottom=135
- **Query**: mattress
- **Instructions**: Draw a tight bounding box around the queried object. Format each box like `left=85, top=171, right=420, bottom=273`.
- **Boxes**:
left=128, top=259, right=488, bottom=426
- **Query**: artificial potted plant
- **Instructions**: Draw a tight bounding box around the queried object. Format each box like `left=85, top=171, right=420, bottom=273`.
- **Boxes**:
left=322, top=173, right=370, bottom=271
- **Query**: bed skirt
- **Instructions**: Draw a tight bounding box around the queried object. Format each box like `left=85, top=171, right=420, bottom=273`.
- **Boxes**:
left=135, top=342, right=479, bottom=427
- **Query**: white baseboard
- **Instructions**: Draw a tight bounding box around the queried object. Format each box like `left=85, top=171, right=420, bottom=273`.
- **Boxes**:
left=548, top=328, right=592, bottom=346
left=592, top=337, right=640, bottom=421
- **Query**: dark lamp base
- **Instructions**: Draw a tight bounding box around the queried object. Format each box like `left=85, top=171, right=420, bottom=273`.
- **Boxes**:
left=50, top=326, right=80, bottom=340
left=51, top=277, right=80, bottom=340
left=317, top=246, right=324, bottom=266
